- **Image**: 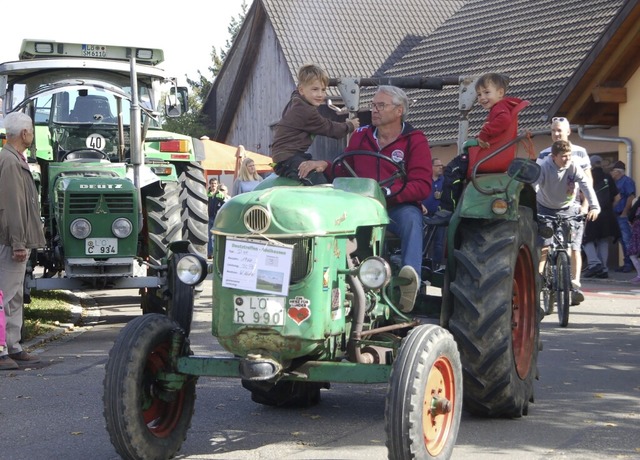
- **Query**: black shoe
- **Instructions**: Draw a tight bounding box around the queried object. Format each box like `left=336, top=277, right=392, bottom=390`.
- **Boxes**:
left=615, top=265, right=633, bottom=273
left=583, top=264, right=604, bottom=278
left=595, top=271, right=609, bottom=279
left=571, top=288, right=584, bottom=305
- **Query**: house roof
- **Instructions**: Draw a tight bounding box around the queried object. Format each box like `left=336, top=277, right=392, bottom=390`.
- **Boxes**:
left=205, top=0, right=465, bottom=139
left=262, top=0, right=466, bottom=80
left=382, top=0, right=633, bottom=144
left=206, top=0, right=639, bottom=146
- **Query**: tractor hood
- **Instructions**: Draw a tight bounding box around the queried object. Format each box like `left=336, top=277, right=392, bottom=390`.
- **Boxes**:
left=214, top=183, right=389, bottom=237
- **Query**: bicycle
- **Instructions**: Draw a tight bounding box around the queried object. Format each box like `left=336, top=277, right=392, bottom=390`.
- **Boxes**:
left=538, top=213, right=585, bottom=327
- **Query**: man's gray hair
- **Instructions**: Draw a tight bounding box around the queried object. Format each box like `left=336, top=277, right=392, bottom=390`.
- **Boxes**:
left=4, top=112, right=33, bottom=137
left=377, top=85, right=410, bottom=121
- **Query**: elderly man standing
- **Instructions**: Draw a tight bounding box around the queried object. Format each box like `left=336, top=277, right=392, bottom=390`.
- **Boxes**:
left=538, top=116, right=592, bottom=304
left=0, top=112, right=46, bottom=370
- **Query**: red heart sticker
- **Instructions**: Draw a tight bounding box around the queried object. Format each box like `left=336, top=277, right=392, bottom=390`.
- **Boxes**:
left=288, top=306, right=311, bottom=325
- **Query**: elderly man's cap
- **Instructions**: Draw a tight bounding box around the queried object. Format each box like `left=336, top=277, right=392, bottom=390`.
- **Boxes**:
left=612, top=160, right=626, bottom=170
left=590, top=155, right=603, bottom=166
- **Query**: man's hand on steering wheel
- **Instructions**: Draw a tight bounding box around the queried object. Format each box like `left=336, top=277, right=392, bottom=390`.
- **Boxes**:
left=331, top=150, right=408, bottom=198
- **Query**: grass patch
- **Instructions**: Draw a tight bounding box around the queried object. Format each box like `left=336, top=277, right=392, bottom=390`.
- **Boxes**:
left=23, top=290, right=75, bottom=342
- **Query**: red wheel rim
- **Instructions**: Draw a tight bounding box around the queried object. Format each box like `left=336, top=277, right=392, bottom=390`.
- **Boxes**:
left=141, top=343, right=186, bottom=438
left=512, top=245, right=536, bottom=379
left=423, top=355, right=456, bottom=456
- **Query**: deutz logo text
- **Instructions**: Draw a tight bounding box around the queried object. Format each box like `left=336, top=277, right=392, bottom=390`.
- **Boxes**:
left=80, top=184, right=123, bottom=189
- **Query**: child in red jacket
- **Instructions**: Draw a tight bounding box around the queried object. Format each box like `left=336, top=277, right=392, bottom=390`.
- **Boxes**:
left=437, top=73, right=522, bottom=216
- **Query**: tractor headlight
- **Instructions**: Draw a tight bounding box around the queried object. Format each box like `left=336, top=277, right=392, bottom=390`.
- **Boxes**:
left=358, top=257, right=391, bottom=290
left=112, top=218, right=133, bottom=238
left=491, top=198, right=509, bottom=215
left=176, top=255, right=205, bottom=285
left=70, top=218, right=92, bottom=239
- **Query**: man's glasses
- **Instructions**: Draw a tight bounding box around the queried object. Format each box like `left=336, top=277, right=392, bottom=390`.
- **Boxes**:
left=552, top=117, right=568, bottom=123
left=369, top=102, right=398, bottom=111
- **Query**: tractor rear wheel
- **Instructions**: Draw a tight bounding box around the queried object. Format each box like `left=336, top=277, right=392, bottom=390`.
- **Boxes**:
left=175, top=162, right=208, bottom=258
left=449, top=207, right=540, bottom=417
left=141, top=163, right=207, bottom=315
left=141, top=182, right=182, bottom=314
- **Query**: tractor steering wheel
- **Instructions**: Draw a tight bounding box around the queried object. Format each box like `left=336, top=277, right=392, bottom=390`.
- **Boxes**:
left=331, top=150, right=408, bottom=198
left=60, top=148, right=109, bottom=161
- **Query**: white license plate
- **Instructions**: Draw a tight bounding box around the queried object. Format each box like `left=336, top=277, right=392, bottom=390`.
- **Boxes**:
left=233, top=296, right=286, bottom=326
left=85, top=238, right=118, bottom=255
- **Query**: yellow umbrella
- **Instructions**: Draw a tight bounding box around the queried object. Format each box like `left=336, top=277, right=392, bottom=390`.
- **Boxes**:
left=200, top=140, right=273, bottom=178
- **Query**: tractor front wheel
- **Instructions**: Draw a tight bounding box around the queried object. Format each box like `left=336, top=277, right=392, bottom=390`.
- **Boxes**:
left=103, top=314, right=196, bottom=459
left=385, top=324, right=462, bottom=459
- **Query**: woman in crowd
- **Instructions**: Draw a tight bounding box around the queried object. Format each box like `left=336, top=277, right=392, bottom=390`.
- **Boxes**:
left=232, top=158, right=263, bottom=195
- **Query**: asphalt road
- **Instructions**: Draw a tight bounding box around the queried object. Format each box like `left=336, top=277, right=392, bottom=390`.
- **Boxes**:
left=0, top=273, right=638, bottom=460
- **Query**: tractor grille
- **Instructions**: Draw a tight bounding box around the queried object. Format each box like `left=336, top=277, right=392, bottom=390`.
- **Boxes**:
left=58, top=192, right=135, bottom=215
left=244, top=206, right=271, bottom=233
left=216, top=236, right=311, bottom=285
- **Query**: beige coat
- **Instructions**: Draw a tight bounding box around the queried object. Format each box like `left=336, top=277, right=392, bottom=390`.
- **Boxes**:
left=0, top=144, right=45, bottom=250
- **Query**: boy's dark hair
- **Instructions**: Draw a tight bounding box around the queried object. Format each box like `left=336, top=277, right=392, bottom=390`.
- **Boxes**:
left=475, top=72, right=509, bottom=92
left=298, top=64, right=329, bottom=87
left=551, top=140, right=571, bottom=155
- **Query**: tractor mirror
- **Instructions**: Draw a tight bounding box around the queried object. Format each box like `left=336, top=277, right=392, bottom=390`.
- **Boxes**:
left=507, top=158, right=540, bottom=184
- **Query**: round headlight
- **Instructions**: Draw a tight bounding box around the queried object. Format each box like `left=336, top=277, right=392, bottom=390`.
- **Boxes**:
left=491, top=198, right=509, bottom=215
left=70, top=218, right=92, bottom=239
left=358, top=256, right=391, bottom=290
left=112, top=218, right=133, bottom=238
left=176, top=255, right=204, bottom=285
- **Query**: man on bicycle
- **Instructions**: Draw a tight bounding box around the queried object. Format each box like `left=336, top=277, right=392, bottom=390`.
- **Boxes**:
left=535, top=140, right=600, bottom=304
left=538, top=117, right=592, bottom=297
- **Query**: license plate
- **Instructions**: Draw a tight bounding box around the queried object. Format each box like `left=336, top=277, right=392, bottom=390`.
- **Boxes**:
left=233, top=296, right=286, bottom=326
left=85, top=238, right=118, bottom=255
left=81, top=44, right=107, bottom=58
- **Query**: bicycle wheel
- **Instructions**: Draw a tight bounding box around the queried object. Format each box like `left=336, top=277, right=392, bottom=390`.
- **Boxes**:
left=541, top=259, right=555, bottom=316
left=556, top=251, right=571, bottom=327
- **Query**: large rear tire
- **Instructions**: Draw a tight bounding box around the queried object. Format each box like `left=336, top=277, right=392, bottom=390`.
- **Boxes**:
left=556, top=251, right=571, bottom=328
left=175, top=162, right=208, bottom=258
left=141, top=163, right=207, bottom=315
left=385, top=324, right=462, bottom=460
left=141, top=182, right=181, bottom=314
left=449, top=207, right=540, bottom=418
left=103, top=314, right=196, bottom=460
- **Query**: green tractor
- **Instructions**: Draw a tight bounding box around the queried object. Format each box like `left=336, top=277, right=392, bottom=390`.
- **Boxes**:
left=0, top=39, right=208, bottom=314
left=103, top=76, right=542, bottom=459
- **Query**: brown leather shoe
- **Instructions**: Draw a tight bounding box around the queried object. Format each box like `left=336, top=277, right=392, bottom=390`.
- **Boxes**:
left=0, top=355, right=19, bottom=370
left=9, top=351, right=41, bottom=364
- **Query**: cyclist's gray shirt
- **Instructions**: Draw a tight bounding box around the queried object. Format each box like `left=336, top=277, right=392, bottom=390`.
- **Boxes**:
left=534, top=155, right=601, bottom=211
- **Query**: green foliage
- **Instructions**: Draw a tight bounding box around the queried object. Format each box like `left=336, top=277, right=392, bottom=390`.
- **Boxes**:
left=23, top=291, right=74, bottom=341
left=163, top=1, right=248, bottom=138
